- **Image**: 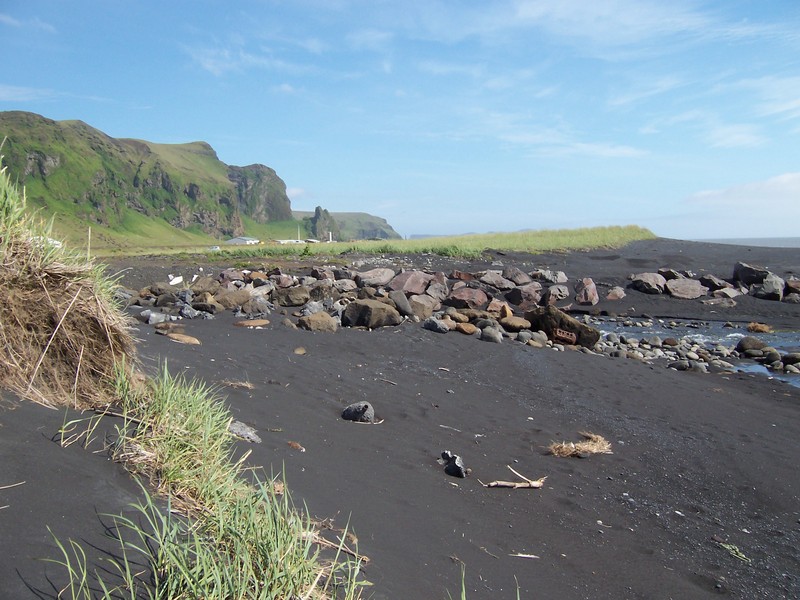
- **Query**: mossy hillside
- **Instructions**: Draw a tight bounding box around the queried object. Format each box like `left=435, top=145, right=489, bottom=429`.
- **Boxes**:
left=0, top=111, right=293, bottom=248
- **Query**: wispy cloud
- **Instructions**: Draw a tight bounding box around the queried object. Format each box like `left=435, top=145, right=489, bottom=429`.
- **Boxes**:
left=608, top=75, right=685, bottom=107
left=736, top=75, right=800, bottom=121
left=0, top=13, right=21, bottom=27
left=184, top=45, right=316, bottom=77
left=0, top=13, right=55, bottom=33
left=705, top=123, right=766, bottom=148
left=418, top=59, right=484, bottom=78
left=0, top=84, right=54, bottom=102
left=346, top=28, right=393, bottom=51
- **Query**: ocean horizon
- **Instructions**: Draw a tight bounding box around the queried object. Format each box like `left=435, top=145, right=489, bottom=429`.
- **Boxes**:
left=692, top=237, right=800, bottom=248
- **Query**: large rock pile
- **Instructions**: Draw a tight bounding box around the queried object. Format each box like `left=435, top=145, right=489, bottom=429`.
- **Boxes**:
left=628, top=261, right=800, bottom=305
left=119, top=256, right=799, bottom=381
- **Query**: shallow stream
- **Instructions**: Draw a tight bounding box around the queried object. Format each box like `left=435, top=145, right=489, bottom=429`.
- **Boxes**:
left=596, top=317, right=800, bottom=389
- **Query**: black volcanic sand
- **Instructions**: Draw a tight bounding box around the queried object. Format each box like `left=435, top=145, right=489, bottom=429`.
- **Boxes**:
left=2, top=238, right=800, bottom=599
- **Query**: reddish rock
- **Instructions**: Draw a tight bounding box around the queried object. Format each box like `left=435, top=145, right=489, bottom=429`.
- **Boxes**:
left=444, top=287, right=489, bottom=310
left=505, top=282, right=542, bottom=306
left=574, top=278, right=599, bottom=305
left=450, top=269, right=475, bottom=282
left=480, top=271, right=516, bottom=290
left=606, top=286, right=626, bottom=301
left=387, top=270, right=433, bottom=295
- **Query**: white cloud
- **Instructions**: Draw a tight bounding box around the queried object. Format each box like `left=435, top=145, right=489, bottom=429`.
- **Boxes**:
left=346, top=28, right=393, bottom=51
left=184, top=45, right=315, bottom=77
left=0, top=13, right=55, bottom=32
left=273, top=83, right=296, bottom=94
left=286, top=187, right=306, bottom=200
left=608, top=75, right=685, bottom=107
left=0, top=13, right=21, bottom=27
left=706, top=124, right=766, bottom=148
left=0, top=84, right=53, bottom=102
left=417, top=60, right=484, bottom=78
left=738, top=75, right=800, bottom=121
left=693, top=173, right=800, bottom=209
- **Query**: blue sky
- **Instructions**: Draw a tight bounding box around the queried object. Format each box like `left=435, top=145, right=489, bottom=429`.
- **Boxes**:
left=2, top=1, right=799, bottom=240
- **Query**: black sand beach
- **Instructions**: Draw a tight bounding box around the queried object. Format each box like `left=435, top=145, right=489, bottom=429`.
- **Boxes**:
left=2, top=238, right=799, bottom=599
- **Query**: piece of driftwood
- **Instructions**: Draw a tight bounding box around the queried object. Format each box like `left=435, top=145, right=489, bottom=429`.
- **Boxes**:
left=480, top=465, right=547, bottom=489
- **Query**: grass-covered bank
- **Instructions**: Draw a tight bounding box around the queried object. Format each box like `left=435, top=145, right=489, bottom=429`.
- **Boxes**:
left=0, top=158, right=363, bottom=598
left=93, top=224, right=655, bottom=262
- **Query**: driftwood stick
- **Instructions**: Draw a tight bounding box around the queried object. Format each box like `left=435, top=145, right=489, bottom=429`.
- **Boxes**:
left=480, top=466, right=547, bottom=489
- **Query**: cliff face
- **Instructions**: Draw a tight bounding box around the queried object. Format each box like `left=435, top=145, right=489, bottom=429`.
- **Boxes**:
left=0, top=111, right=293, bottom=240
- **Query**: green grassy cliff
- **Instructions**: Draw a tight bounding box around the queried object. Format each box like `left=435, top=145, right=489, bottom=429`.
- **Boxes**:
left=0, top=111, right=398, bottom=250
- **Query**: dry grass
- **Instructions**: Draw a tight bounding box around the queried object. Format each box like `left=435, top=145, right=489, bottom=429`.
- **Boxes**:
left=548, top=431, right=613, bottom=458
left=0, top=161, right=136, bottom=408
left=747, top=322, right=773, bottom=333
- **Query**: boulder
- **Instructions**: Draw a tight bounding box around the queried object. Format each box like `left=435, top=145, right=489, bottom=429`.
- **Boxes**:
left=333, top=279, right=358, bottom=293
left=388, top=290, right=415, bottom=317
left=408, top=294, right=438, bottom=319
left=735, top=336, right=768, bottom=353
left=479, top=326, right=503, bottom=343
left=786, top=278, right=800, bottom=295
left=215, top=288, right=253, bottom=309
left=502, top=266, right=532, bottom=286
left=524, top=305, right=601, bottom=348
left=665, top=278, right=708, bottom=300
left=444, top=287, right=489, bottom=310
left=657, top=268, right=685, bottom=280
left=531, top=269, right=568, bottom=284
left=698, top=274, right=731, bottom=291
left=630, top=273, right=666, bottom=294
left=218, top=268, right=245, bottom=285
left=297, top=311, right=338, bottom=333
left=479, top=270, right=517, bottom=290
left=341, top=401, right=375, bottom=423
left=505, top=282, right=543, bottom=306
left=387, top=270, right=433, bottom=295
left=499, top=316, right=531, bottom=331
left=270, top=274, right=296, bottom=288
left=342, top=299, right=402, bottom=328
left=311, top=266, right=335, bottom=280
left=355, top=268, right=396, bottom=288
left=422, top=317, right=450, bottom=333
left=542, top=284, right=570, bottom=305
left=574, top=278, right=599, bottom=305
left=751, top=273, right=785, bottom=301
left=272, top=286, right=311, bottom=307
left=455, top=322, right=478, bottom=335
left=606, top=286, right=626, bottom=300
left=733, top=262, right=770, bottom=286
left=713, top=287, right=743, bottom=299
left=425, top=280, right=450, bottom=302
left=190, top=276, right=221, bottom=295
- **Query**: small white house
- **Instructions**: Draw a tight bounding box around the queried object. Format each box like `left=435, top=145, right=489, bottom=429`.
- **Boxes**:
left=225, top=236, right=260, bottom=245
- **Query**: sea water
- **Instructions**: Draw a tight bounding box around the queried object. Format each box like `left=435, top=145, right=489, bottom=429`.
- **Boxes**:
left=694, top=237, right=800, bottom=248
left=598, top=318, right=800, bottom=389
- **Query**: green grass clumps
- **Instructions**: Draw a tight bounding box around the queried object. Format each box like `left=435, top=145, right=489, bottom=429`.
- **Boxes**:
left=47, top=365, right=366, bottom=599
